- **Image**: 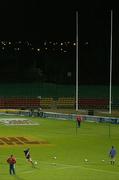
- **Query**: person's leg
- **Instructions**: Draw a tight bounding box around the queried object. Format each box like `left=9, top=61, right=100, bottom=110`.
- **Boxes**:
left=28, top=158, right=35, bottom=167
left=12, top=165, right=15, bottom=174
left=112, top=157, right=115, bottom=165
left=11, top=165, right=15, bottom=174
left=10, top=165, right=12, bottom=174
left=110, top=157, right=115, bottom=165
left=78, top=121, right=80, bottom=127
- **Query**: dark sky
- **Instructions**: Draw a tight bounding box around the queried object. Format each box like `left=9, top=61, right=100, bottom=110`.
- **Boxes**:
left=0, top=1, right=113, bottom=41
left=0, top=1, right=119, bottom=84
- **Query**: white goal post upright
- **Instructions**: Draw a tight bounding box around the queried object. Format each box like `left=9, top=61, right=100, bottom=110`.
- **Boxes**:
left=109, top=9, right=113, bottom=114
left=76, top=11, right=79, bottom=111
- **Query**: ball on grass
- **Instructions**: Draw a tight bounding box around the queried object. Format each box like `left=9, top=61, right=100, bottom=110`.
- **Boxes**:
left=34, top=161, right=37, bottom=165
left=84, top=159, right=88, bottom=162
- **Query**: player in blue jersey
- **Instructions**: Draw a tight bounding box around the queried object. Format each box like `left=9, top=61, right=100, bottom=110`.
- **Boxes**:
left=109, top=146, right=116, bottom=165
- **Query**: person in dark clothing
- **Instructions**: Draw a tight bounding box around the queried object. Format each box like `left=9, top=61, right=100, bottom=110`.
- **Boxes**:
left=24, top=148, right=34, bottom=167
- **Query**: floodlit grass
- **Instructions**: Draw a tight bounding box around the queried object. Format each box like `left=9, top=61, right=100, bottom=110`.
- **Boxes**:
left=0, top=115, right=119, bottom=180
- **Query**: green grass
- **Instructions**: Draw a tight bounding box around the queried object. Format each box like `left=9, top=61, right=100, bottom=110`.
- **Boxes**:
left=0, top=115, right=119, bottom=180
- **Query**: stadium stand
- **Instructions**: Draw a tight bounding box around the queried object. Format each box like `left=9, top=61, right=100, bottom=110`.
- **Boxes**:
left=0, top=97, right=41, bottom=109
left=40, top=98, right=54, bottom=109
left=0, top=97, right=119, bottom=110
left=56, top=98, right=108, bottom=109
left=57, top=97, right=75, bottom=109
left=0, top=83, right=119, bottom=110
left=0, top=98, right=5, bottom=108
left=78, top=98, right=109, bottom=109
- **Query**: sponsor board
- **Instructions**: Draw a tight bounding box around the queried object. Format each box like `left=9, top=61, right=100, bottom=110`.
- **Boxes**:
left=0, top=118, right=39, bottom=125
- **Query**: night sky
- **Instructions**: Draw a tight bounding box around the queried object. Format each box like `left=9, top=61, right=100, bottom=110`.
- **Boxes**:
left=0, top=1, right=118, bottom=85
left=0, top=2, right=112, bottom=41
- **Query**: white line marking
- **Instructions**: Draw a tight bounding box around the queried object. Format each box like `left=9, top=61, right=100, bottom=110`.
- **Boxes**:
left=39, top=161, right=119, bottom=174
left=20, top=170, right=35, bottom=174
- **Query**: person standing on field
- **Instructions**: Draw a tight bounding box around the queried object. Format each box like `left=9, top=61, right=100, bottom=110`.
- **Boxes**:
left=109, top=146, right=116, bottom=165
left=7, top=155, right=16, bottom=175
left=76, top=115, right=82, bottom=128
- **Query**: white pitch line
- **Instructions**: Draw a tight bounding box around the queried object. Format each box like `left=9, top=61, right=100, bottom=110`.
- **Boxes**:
left=54, top=163, right=119, bottom=175
left=18, top=162, right=119, bottom=175
left=20, top=170, right=35, bottom=174
left=35, top=161, right=119, bottom=175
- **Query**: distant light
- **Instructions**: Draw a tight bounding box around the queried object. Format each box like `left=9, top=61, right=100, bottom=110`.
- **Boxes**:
left=37, top=48, right=40, bottom=51
left=61, top=43, right=63, bottom=46
left=44, top=41, right=47, bottom=46
left=73, top=43, right=76, bottom=46
left=14, top=47, right=20, bottom=51
left=2, top=42, right=6, bottom=46
left=85, top=42, right=88, bottom=45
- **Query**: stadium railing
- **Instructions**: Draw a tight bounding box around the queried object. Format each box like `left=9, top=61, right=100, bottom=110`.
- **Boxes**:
left=42, top=111, right=119, bottom=124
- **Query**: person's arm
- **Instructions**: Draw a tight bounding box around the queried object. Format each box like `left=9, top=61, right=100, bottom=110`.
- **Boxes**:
left=7, top=158, right=9, bottom=163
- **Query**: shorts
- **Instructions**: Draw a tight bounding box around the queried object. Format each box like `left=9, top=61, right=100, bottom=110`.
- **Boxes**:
left=110, top=156, right=115, bottom=161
